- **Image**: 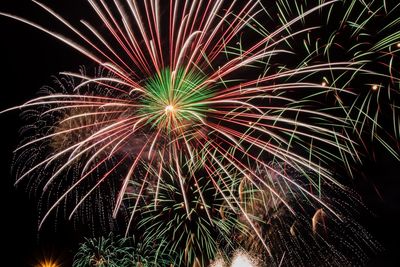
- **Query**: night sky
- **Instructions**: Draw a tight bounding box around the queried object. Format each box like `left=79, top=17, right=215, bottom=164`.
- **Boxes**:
left=1, top=0, right=400, bottom=266
left=1, top=1, right=90, bottom=265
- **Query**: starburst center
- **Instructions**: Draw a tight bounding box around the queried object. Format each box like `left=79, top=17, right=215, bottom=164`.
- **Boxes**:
left=165, top=104, right=175, bottom=113
left=140, top=67, right=214, bottom=131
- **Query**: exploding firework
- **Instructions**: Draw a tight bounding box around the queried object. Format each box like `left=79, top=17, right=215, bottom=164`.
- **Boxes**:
left=272, top=0, right=400, bottom=163
left=338, top=0, right=400, bottom=160
left=234, top=164, right=380, bottom=266
left=121, top=162, right=379, bottom=266
left=11, top=71, right=131, bottom=230
left=73, top=234, right=132, bottom=267
left=1, top=0, right=398, bottom=265
left=73, top=233, right=173, bottom=267
left=132, top=166, right=243, bottom=267
left=1, top=0, right=362, bottom=228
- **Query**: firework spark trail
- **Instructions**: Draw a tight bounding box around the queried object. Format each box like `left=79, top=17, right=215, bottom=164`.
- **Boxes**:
left=274, top=0, right=400, bottom=159
left=1, top=0, right=341, bottom=218
left=0, top=0, right=387, bottom=261
left=135, top=166, right=245, bottom=266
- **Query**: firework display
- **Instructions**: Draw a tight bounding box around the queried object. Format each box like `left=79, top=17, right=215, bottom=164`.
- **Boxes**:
left=73, top=234, right=131, bottom=267
left=133, top=167, right=243, bottom=266
left=235, top=164, right=380, bottom=266
left=73, top=233, right=174, bottom=266
left=1, top=0, right=399, bottom=266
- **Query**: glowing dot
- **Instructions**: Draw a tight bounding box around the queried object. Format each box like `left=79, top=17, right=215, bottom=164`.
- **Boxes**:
left=200, top=205, right=204, bottom=210
left=321, top=81, right=327, bottom=87
left=397, top=43, right=400, bottom=48
left=180, top=202, right=185, bottom=208
left=371, top=84, right=379, bottom=91
left=165, top=105, right=175, bottom=113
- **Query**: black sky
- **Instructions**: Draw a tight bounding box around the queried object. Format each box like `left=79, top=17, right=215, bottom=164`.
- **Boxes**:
left=0, top=1, right=90, bottom=265
left=0, top=0, right=399, bottom=266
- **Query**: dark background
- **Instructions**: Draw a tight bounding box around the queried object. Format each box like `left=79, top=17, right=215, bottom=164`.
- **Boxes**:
left=0, top=1, right=90, bottom=265
left=0, top=0, right=399, bottom=266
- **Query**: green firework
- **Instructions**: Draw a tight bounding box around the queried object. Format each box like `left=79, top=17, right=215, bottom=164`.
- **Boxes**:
left=140, top=68, right=214, bottom=132
left=132, top=166, right=244, bottom=267
left=73, top=234, right=132, bottom=267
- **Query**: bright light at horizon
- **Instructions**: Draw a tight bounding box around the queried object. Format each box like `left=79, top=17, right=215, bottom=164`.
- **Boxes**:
left=208, top=251, right=260, bottom=267
left=231, top=252, right=256, bottom=267
left=36, top=258, right=60, bottom=267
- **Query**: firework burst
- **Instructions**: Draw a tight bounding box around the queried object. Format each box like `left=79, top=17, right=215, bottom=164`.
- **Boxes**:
left=73, top=233, right=173, bottom=266
left=273, top=0, right=400, bottom=162
left=1, top=0, right=396, bottom=265
left=73, top=233, right=132, bottom=267
left=1, top=0, right=359, bottom=221
left=132, top=166, right=244, bottom=266
left=234, top=163, right=380, bottom=266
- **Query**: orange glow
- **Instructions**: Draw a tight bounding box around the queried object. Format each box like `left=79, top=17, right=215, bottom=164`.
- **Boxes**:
left=371, top=84, right=379, bottom=91
left=35, top=258, right=60, bottom=267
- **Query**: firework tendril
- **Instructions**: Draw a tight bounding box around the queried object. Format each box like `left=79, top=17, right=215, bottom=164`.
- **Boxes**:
left=1, top=0, right=399, bottom=265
